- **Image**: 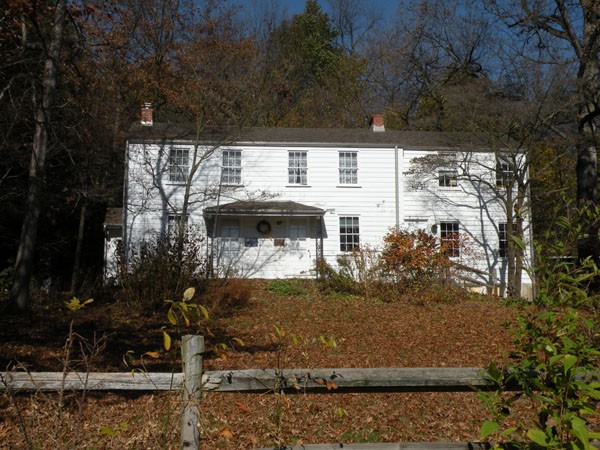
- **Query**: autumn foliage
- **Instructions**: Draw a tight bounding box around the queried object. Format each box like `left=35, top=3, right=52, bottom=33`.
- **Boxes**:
left=380, top=228, right=450, bottom=282
left=319, top=228, right=456, bottom=301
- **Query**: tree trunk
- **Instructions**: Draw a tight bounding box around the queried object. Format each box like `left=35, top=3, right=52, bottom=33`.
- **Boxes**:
left=70, top=197, right=87, bottom=295
left=575, top=3, right=600, bottom=264
left=8, top=0, right=67, bottom=313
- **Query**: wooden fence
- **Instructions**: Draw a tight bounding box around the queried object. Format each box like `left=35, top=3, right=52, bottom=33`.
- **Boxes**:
left=0, top=334, right=586, bottom=450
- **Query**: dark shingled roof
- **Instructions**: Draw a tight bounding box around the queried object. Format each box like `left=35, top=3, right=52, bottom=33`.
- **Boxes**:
left=128, top=122, right=494, bottom=150
left=203, top=201, right=325, bottom=217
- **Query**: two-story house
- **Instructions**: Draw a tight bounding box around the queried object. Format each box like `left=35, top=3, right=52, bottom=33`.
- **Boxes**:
left=105, top=109, right=533, bottom=297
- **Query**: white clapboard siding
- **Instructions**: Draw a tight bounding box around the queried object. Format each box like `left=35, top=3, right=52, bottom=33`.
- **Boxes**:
left=123, top=131, right=533, bottom=296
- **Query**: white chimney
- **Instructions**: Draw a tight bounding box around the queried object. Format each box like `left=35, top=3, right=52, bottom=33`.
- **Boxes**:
left=369, top=114, right=385, bottom=132
left=141, top=102, right=153, bottom=126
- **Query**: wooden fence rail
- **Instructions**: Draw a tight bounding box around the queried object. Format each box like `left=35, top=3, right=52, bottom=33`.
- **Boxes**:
left=1, top=335, right=595, bottom=450
left=1, top=367, right=504, bottom=393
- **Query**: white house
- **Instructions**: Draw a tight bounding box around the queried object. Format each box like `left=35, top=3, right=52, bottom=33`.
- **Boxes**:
left=107, top=110, right=533, bottom=297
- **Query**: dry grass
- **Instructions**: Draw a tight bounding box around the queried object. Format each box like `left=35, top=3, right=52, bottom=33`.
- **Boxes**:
left=0, top=280, right=522, bottom=449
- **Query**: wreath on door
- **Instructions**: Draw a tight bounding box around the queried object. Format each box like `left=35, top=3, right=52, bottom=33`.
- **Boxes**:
left=256, top=220, right=272, bottom=235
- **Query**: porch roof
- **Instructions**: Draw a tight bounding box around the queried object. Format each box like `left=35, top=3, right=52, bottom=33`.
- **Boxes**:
left=203, top=201, right=325, bottom=217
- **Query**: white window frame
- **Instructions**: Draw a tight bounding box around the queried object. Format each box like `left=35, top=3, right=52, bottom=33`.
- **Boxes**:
left=496, top=160, right=513, bottom=187
left=440, top=221, right=460, bottom=257
left=498, top=222, right=516, bottom=258
left=221, top=150, right=242, bottom=185
left=169, top=147, right=189, bottom=183
left=339, top=151, right=358, bottom=185
left=288, top=151, right=308, bottom=185
left=339, top=216, right=360, bottom=252
left=439, top=169, right=458, bottom=187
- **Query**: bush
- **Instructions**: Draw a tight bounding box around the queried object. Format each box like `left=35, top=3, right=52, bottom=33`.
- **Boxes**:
left=118, top=230, right=207, bottom=308
left=380, top=228, right=451, bottom=286
left=317, top=229, right=454, bottom=302
left=204, top=278, right=253, bottom=312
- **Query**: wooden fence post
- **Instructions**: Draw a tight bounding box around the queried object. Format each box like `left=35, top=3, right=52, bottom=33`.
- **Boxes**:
left=181, top=334, right=204, bottom=449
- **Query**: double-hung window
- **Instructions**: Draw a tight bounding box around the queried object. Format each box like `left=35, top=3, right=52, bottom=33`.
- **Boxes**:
left=222, top=150, right=242, bottom=185
left=339, top=152, right=358, bottom=184
left=498, top=222, right=516, bottom=258
left=169, top=148, right=189, bottom=182
left=498, top=223, right=508, bottom=257
left=220, top=220, right=240, bottom=259
left=339, top=216, right=360, bottom=251
left=496, top=160, right=513, bottom=187
left=440, top=222, right=460, bottom=257
left=288, top=151, right=307, bottom=185
left=167, top=214, right=187, bottom=239
left=289, top=220, right=307, bottom=250
left=439, top=169, right=458, bottom=187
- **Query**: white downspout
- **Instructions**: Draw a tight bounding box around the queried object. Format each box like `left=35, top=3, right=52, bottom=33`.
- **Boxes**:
left=395, top=146, right=400, bottom=230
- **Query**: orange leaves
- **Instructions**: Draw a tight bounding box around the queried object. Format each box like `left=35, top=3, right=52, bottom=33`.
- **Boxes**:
left=381, top=228, right=450, bottom=281
left=313, top=377, right=338, bottom=391
left=219, top=426, right=234, bottom=441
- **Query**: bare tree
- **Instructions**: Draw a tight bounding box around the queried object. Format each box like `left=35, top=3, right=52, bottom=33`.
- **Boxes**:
left=326, top=0, right=383, bottom=54
left=487, top=0, right=600, bottom=263
left=405, top=68, right=568, bottom=296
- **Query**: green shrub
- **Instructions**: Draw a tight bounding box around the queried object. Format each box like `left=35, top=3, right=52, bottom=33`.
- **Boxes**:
left=480, top=212, right=600, bottom=449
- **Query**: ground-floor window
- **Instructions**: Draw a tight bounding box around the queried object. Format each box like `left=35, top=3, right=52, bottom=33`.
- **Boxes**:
left=289, top=220, right=307, bottom=251
left=440, top=221, right=460, bottom=257
left=498, top=222, right=516, bottom=258
left=339, top=216, right=360, bottom=252
left=220, top=220, right=240, bottom=258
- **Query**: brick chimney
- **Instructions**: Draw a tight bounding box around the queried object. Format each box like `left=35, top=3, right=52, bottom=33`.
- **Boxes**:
left=141, top=102, right=153, bottom=126
left=369, top=114, right=385, bottom=132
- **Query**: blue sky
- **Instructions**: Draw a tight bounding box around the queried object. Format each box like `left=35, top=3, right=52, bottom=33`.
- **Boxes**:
left=236, top=0, right=399, bottom=23
left=278, top=0, right=398, bottom=17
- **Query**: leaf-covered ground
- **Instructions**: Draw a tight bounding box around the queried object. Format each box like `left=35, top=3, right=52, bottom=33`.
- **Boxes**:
left=1, top=281, right=523, bottom=449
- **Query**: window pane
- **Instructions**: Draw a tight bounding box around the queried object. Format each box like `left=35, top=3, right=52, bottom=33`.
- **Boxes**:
left=496, top=161, right=513, bottom=187
left=288, top=151, right=307, bottom=184
left=439, top=170, right=458, bottom=187
left=340, top=216, right=359, bottom=251
left=339, top=152, right=358, bottom=184
left=440, top=222, right=460, bottom=257
left=222, top=150, right=241, bottom=184
left=169, top=148, right=189, bottom=182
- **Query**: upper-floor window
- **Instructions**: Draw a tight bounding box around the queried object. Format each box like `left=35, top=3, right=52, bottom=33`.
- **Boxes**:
left=169, top=148, right=189, bottom=182
left=288, top=151, right=307, bottom=185
left=339, top=152, right=358, bottom=184
left=439, top=169, right=458, bottom=187
left=222, top=150, right=242, bottom=185
left=339, top=216, right=360, bottom=251
left=496, top=160, right=513, bottom=187
left=440, top=221, right=460, bottom=257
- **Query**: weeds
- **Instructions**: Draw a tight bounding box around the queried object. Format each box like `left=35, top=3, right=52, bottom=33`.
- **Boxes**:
left=2, top=297, right=110, bottom=449
left=267, top=279, right=305, bottom=297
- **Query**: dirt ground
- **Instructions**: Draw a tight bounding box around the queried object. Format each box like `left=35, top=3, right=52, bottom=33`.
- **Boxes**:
left=0, top=281, right=526, bottom=449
